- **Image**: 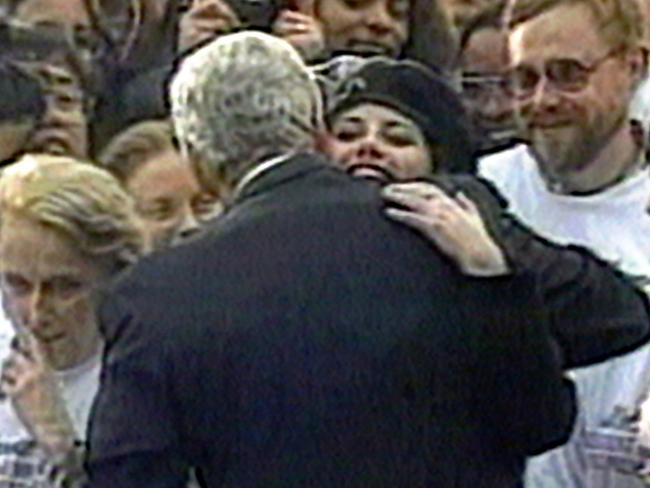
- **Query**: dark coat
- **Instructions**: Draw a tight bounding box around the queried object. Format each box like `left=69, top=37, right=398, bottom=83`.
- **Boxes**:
left=86, top=154, right=585, bottom=487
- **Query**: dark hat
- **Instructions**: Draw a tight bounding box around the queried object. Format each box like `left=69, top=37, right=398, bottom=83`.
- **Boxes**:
left=326, top=57, right=477, bottom=174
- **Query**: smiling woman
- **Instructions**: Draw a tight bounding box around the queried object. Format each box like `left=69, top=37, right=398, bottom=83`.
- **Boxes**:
left=176, top=0, right=457, bottom=70
left=0, top=154, right=145, bottom=486
left=321, top=57, right=476, bottom=179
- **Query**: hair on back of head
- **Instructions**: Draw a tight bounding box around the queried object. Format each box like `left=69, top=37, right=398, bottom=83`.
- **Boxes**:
left=99, top=119, right=177, bottom=184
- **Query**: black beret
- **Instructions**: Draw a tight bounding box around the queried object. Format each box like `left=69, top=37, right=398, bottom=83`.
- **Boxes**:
left=327, top=58, right=477, bottom=174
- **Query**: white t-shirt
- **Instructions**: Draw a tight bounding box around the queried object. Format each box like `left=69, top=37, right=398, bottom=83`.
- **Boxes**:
left=479, top=144, right=650, bottom=488
left=0, top=348, right=101, bottom=486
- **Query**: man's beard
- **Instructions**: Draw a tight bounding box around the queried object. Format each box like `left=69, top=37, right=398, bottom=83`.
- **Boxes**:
left=526, top=108, right=627, bottom=181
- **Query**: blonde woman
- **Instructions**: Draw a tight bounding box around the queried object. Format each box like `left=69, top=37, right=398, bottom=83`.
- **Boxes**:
left=0, top=154, right=145, bottom=486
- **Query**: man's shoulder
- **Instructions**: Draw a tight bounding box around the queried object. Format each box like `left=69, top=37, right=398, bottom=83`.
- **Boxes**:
left=478, top=144, right=534, bottom=180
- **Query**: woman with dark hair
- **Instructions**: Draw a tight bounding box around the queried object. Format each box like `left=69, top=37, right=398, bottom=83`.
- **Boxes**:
left=320, top=57, right=650, bottom=371
left=177, top=0, right=458, bottom=71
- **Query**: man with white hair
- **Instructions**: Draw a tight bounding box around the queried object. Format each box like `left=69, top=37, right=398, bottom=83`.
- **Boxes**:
left=85, top=31, right=574, bottom=487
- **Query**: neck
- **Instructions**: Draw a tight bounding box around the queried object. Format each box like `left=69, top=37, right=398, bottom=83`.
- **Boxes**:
left=50, top=335, right=102, bottom=372
left=545, top=123, right=641, bottom=194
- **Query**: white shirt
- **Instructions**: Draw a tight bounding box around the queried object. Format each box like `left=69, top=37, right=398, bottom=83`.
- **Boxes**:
left=0, top=348, right=101, bottom=486
left=479, top=144, right=650, bottom=488
left=0, top=298, right=14, bottom=362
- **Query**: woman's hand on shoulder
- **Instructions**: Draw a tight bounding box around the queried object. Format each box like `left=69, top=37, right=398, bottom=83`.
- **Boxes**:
left=382, top=181, right=509, bottom=277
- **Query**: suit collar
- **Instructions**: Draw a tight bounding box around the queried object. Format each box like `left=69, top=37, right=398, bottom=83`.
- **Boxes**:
left=232, top=152, right=331, bottom=205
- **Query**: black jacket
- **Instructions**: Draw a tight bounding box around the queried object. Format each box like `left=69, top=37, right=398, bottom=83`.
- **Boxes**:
left=87, top=154, right=585, bottom=487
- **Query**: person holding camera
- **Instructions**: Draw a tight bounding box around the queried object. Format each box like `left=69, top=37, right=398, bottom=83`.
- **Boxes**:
left=176, top=0, right=456, bottom=69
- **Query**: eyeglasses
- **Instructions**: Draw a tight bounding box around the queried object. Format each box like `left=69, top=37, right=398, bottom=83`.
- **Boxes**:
left=506, top=48, right=621, bottom=100
left=461, top=73, right=510, bottom=104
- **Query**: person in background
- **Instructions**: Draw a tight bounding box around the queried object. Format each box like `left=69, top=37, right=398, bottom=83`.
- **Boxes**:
left=0, top=10, right=98, bottom=159
left=0, top=154, right=145, bottom=487
left=87, top=31, right=574, bottom=488
left=459, top=0, right=521, bottom=155
left=439, top=0, right=497, bottom=30
left=83, top=0, right=183, bottom=150
left=0, top=63, right=45, bottom=165
left=320, top=56, right=650, bottom=370
left=176, top=0, right=457, bottom=70
left=99, top=119, right=222, bottom=251
left=478, top=0, right=650, bottom=485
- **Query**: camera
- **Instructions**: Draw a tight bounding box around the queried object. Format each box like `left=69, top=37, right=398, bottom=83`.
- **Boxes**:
left=226, top=0, right=286, bottom=31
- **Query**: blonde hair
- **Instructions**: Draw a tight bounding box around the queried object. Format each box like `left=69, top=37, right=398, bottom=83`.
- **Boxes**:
left=507, top=0, right=644, bottom=51
left=0, top=154, right=145, bottom=270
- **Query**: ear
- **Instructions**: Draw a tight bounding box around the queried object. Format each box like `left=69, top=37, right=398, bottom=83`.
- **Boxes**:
left=626, top=45, right=648, bottom=89
left=313, top=129, right=331, bottom=154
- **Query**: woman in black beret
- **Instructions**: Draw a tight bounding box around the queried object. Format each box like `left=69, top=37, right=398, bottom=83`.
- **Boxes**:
left=319, top=56, right=650, bottom=373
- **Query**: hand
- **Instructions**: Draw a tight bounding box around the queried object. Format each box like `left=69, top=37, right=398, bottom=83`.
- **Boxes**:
left=178, top=0, right=242, bottom=54
left=272, top=0, right=326, bottom=62
left=0, top=333, right=76, bottom=456
left=638, top=395, right=650, bottom=448
left=382, top=182, right=509, bottom=277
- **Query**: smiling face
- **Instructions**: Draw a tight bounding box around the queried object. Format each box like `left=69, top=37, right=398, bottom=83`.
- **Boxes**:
left=316, top=0, right=410, bottom=57
left=0, top=213, right=107, bottom=370
left=322, top=103, right=431, bottom=182
left=461, top=26, right=518, bottom=151
left=125, top=149, right=222, bottom=250
left=509, top=1, right=639, bottom=178
left=20, top=63, right=89, bottom=159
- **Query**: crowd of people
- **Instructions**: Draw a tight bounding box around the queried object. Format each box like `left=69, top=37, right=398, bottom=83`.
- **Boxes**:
left=0, top=0, right=649, bottom=486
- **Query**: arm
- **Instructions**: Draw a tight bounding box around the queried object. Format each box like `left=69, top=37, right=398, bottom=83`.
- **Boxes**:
left=449, top=259, right=576, bottom=456
left=86, top=292, right=189, bottom=488
left=381, top=181, right=575, bottom=454
left=382, top=177, right=650, bottom=369
left=470, top=175, right=650, bottom=369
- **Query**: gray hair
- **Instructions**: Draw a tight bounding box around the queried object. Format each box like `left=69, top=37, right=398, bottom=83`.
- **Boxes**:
left=0, top=154, right=146, bottom=271
left=170, top=31, right=322, bottom=186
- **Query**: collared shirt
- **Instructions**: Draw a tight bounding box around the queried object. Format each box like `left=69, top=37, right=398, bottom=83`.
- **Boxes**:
left=232, top=153, right=296, bottom=201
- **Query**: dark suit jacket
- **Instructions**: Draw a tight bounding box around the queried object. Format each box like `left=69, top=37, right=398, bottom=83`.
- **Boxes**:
left=432, top=174, right=650, bottom=369
left=87, top=154, right=577, bottom=487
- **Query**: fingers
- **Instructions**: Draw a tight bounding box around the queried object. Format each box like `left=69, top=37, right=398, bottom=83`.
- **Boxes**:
left=272, top=10, right=325, bottom=61
left=292, top=0, right=316, bottom=16
left=1, top=331, right=45, bottom=397
left=455, top=191, right=480, bottom=216
left=273, top=10, right=316, bottom=36
left=385, top=207, right=443, bottom=237
left=179, top=0, right=241, bottom=51
left=383, top=182, right=447, bottom=198
left=382, top=183, right=461, bottom=217
left=1, top=350, right=31, bottom=395
left=11, top=333, right=34, bottom=362
left=194, top=0, right=239, bottom=22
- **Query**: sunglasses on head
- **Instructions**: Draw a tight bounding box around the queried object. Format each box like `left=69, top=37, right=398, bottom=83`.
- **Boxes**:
left=506, top=47, right=622, bottom=100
